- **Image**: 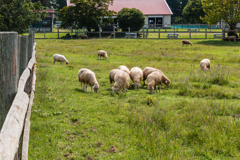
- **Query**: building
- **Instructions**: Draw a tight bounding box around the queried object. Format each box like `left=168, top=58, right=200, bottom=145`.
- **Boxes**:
left=30, top=10, right=55, bottom=32
left=66, top=0, right=173, bottom=29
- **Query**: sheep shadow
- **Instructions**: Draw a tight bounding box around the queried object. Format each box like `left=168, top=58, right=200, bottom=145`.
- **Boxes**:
left=74, top=88, right=86, bottom=93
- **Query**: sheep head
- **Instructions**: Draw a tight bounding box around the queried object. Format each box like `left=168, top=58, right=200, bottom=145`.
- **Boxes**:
left=65, top=60, right=69, bottom=65
left=92, top=83, right=100, bottom=93
left=147, top=85, right=154, bottom=94
left=132, top=82, right=141, bottom=89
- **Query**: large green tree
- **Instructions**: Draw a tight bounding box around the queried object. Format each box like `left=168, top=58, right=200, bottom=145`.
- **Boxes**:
left=166, top=0, right=188, bottom=23
left=117, top=8, right=145, bottom=31
left=59, top=0, right=116, bottom=31
left=182, top=0, right=205, bottom=23
left=201, top=0, right=240, bottom=30
left=0, top=0, right=47, bottom=34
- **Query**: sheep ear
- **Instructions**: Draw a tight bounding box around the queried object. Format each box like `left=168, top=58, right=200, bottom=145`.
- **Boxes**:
left=92, top=85, right=96, bottom=89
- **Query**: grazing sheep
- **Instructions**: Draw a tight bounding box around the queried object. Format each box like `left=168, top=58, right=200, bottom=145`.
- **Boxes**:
left=118, top=65, right=130, bottom=75
left=143, top=67, right=159, bottom=85
left=53, top=54, right=69, bottom=65
left=112, top=71, right=130, bottom=94
left=182, top=40, right=192, bottom=46
left=78, top=68, right=100, bottom=93
left=130, top=67, right=143, bottom=89
left=200, top=59, right=210, bottom=71
left=109, top=69, right=125, bottom=88
left=80, top=34, right=88, bottom=39
left=147, top=71, right=171, bottom=94
left=98, top=50, right=108, bottom=60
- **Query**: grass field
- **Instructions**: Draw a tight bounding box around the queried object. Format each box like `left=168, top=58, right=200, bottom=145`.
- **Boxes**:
left=29, top=38, right=240, bottom=159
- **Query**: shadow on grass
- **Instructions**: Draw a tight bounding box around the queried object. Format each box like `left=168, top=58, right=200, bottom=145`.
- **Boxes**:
left=74, top=88, right=86, bottom=93
left=196, top=40, right=240, bottom=46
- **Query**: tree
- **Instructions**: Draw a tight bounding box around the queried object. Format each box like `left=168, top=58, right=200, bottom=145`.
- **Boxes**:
left=0, top=0, right=48, bottom=34
left=32, top=0, right=59, bottom=9
left=59, top=0, right=116, bottom=31
left=117, top=8, right=145, bottom=31
left=166, top=0, right=188, bottom=23
left=182, top=0, right=205, bottom=23
left=201, top=0, right=240, bottom=30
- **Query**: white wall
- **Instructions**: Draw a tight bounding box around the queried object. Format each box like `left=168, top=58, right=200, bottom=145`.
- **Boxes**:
left=163, top=15, right=171, bottom=26
left=144, top=16, right=149, bottom=28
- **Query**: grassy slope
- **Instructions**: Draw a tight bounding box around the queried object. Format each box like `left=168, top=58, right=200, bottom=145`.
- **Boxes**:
left=29, top=39, right=240, bottom=159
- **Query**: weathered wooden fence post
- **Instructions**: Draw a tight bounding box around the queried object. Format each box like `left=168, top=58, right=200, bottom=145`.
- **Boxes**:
left=71, top=26, right=73, bottom=39
left=174, top=26, right=175, bottom=39
left=0, top=32, right=18, bottom=128
left=158, top=27, right=160, bottom=39
left=44, top=28, right=45, bottom=39
left=20, top=36, right=29, bottom=76
left=205, top=28, right=207, bottom=39
left=143, top=27, right=145, bottom=39
left=113, top=26, right=115, bottom=39
left=128, top=27, right=130, bottom=38
left=189, top=29, right=191, bottom=39
left=99, top=27, right=101, bottom=38
left=28, top=32, right=33, bottom=61
left=58, top=28, right=59, bottom=39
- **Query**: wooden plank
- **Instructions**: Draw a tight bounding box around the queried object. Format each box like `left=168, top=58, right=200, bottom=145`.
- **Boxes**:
left=18, top=68, right=31, bottom=92
left=0, top=91, right=29, bottom=160
left=0, top=32, right=18, bottom=128
left=19, top=36, right=29, bottom=77
left=22, top=66, right=36, bottom=160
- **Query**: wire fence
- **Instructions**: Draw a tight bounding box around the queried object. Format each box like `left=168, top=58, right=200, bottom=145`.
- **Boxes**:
left=27, top=24, right=238, bottom=40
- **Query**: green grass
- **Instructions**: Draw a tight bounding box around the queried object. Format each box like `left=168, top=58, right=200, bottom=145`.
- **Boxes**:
left=29, top=39, right=240, bottom=159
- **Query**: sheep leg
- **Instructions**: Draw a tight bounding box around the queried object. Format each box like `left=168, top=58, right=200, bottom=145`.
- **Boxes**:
left=155, top=85, right=158, bottom=93
left=159, top=84, right=161, bottom=93
left=91, top=86, right=93, bottom=92
left=53, top=60, right=56, bottom=64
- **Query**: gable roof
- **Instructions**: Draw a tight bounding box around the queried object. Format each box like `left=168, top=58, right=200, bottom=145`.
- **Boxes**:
left=66, top=0, right=173, bottom=15
left=109, top=0, right=172, bottom=15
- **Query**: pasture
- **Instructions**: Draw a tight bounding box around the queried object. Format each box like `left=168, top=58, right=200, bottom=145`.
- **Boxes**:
left=29, top=38, right=240, bottom=159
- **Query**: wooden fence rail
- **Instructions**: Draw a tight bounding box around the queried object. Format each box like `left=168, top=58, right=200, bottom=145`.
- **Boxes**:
left=0, top=32, right=37, bottom=160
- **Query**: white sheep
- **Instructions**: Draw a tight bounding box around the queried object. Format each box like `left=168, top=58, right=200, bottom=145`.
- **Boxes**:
left=78, top=68, right=100, bottom=93
left=200, top=59, right=210, bottom=71
left=53, top=54, right=69, bottom=65
left=112, top=71, right=130, bottom=94
left=130, top=67, right=143, bottom=89
left=143, top=67, right=159, bottom=85
left=109, top=69, right=125, bottom=88
left=98, top=50, right=108, bottom=60
left=182, top=40, right=192, bottom=46
left=147, top=71, right=171, bottom=94
left=118, top=65, right=130, bottom=75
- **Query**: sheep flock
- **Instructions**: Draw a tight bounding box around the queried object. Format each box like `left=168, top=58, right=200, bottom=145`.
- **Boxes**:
left=53, top=46, right=210, bottom=94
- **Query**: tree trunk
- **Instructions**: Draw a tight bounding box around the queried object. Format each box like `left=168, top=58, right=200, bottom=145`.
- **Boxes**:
left=230, top=24, right=236, bottom=30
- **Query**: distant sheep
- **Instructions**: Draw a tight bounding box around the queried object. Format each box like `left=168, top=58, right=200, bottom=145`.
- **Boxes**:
left=147, top=71, right=171, bottom=94
left=80, top=34, right=88, bottom=39
left=109, top=69, right=125, bottom=88
left=112, top=71, right=130, bottom=94
left=130, top=67, right=143, bottom=89
left=182, top=40, right=192, bottom=46
left=53, top=54, right=69, bottom=65
left=118, top=65, right=130, bottom=75
left=98, top=50, right=108, bottom=60
left=200, top=59, right=210, bottom=71
left=78, top=68, right=100, bottom=93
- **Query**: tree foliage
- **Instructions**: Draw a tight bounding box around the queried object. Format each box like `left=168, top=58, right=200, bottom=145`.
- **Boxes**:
left=201, top=0, right=240, bottom=30
left=166, top=0, right=188, bottom=23
left=117, top=8, right=145, bottom=31
left=182, top=0, right=205, bottom=23
left=59, top=0, right=116, bottom=31
left=0, top=0, right=47, bottom=34
left=32, top=0, right=59, bottom=9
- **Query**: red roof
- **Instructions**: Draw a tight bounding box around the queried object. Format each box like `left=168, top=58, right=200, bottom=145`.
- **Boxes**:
left=67, top=0, right=173, bottom=15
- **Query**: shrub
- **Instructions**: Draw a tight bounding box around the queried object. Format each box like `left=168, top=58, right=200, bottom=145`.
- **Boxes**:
left=117, top=8, right=145, bottom=31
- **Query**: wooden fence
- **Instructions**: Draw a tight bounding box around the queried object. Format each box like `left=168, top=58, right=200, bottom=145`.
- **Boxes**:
left=0, top=32, right=36, bottom=160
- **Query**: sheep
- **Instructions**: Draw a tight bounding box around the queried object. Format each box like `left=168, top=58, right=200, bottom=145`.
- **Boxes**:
left=129, top=67, right=143, bottom=89
left=143, top=67, right=159, bottom=85
left=200, top=59, right=210, bottom=71
left=78, top=68, right=100, bottom=93
left=118, top=65, right=130, bottom=75
left=98, top=50, right=108, bottom=60
left=112, top=71, right=130, bottom=94
left=53, top=54, right=69, bottom=65
left=109, top=69, right=125, bottom=88
left=80, top=34, right=88, bottom=39
left=147, top=71, right=171, bottom=94
left=182, top=40, right=192, bottom=46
